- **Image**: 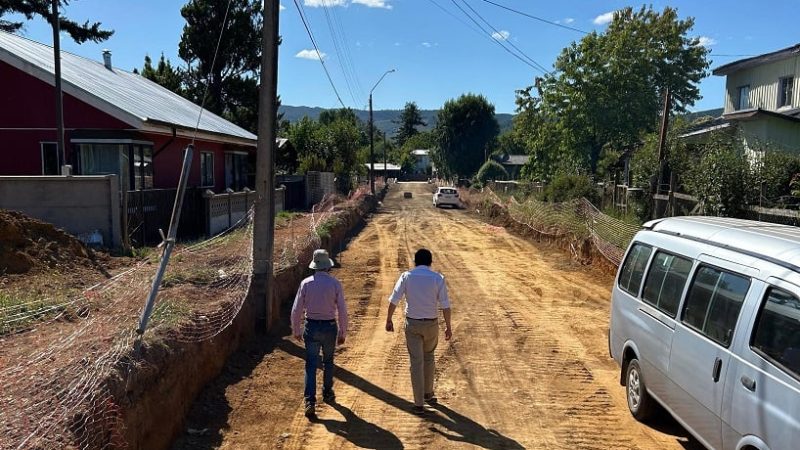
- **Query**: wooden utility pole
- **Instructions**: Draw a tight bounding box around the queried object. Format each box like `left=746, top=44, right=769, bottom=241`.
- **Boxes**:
left=253, top=0, right=280, bottom=331
left=51, top=0, right=66, bottom=171
left=653, top=88, right=672, bottom=219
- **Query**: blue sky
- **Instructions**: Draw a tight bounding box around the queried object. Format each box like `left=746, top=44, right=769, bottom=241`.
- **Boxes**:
left=8, top=0, right=800, bottom=114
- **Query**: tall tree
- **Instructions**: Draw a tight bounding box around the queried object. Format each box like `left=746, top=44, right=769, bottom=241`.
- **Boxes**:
left=178, top=0, right=262, bottom=130
left=393, top=101, right=427, bottom=147
left=140, top=53, right=183, bottom=95
left=515, top=6, right=709, bottom=178
left=0, top=0, right=112, bottom=42
left=432, top=94, right=499, bottom=179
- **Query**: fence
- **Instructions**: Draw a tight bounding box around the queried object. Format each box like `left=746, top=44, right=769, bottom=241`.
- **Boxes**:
left=126, top=187, right=206, bottom=246
left=305, top=171, right=335, bottom=207
left=277, top=174, right=306, bottom=210
left=0, top=175, right=123, bottom=248
left=204, top=187, right=285, bottom=236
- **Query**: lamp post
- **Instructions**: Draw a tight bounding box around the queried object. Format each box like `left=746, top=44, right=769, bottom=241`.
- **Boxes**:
left=369, top=69, right=395, bottom=195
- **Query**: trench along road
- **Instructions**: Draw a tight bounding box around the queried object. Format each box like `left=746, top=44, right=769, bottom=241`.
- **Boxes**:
left=174, top=182, right=700, bottom=450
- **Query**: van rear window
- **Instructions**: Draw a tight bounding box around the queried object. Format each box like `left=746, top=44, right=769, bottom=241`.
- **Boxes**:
left=618, top=243, right=652, bottom=296
left=751, top=287, right=800, bottom=379
left=642, top=252, right=693, bottom=318
left=682, top=266, right=750, bottom=348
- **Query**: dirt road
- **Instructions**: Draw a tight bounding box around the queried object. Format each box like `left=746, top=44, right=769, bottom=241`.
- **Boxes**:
left=174, top=182, right=700, bottom=449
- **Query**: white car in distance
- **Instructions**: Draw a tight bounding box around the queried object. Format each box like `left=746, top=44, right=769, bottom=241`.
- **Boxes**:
left=433, top=187, right=461, bottom=208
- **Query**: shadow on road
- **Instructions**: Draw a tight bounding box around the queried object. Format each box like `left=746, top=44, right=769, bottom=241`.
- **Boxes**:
left=310, top=401, right=404, bottom=450
left=281, top=341, right=525, bottom=450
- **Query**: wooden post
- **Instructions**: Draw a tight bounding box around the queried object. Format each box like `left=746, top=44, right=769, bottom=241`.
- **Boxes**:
left=653, top=88, right=672, bottom=219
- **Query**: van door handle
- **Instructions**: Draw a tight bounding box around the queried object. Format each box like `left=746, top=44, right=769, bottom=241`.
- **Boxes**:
left=741, top=375, right=756, bottom=392
left=712, top=357, right=722, bottom=382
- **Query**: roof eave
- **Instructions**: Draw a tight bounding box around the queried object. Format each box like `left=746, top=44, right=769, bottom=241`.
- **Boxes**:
left=141, top=120, right=257, bottom=147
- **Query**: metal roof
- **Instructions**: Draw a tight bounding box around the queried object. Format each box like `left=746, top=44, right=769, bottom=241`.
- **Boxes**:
left=363, top=162, right=402, bottom=171
left=713, top=43, right=800, bottom=76
left=644, top=216, right=800, bottom=270
left=411, top=149, right=430, bottom=156
left=0, top=31, right=256, bottom=144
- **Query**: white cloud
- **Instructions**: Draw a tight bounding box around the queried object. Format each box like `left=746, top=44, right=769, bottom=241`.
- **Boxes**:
left=491, top=30, right=510, bottom=41
left=593, top=11, right=615, bottom=25
left=564, top=17, right=575, bottom=24
left=394, top=42, right=401, bottom=46
left=697, top=36, right=717, bottom=47
left=304, top=0, right=346, bottom=7
left=421, top=42, right=432, bottom=48
left=280, top=3, right=286, bottom=10
left=352, top=0, right=392, bottom=8
left=295, top=49, right=326, bottom=60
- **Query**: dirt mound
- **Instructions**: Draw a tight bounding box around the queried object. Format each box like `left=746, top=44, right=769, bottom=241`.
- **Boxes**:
left=0, top=209, right=91, bottom=274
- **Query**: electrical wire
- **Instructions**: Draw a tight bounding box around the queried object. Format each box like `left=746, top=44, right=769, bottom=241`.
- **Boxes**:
left=320, top=0, right=359, bottom=104
left=330, top=4, right=366, bottom=99
left=192, top=0, right=234, bottom=144
left=292, top=0, right=347, bottom=107
left=424, top=0, right=492, bottom=42
left=477, top=0, right=589, bottom=35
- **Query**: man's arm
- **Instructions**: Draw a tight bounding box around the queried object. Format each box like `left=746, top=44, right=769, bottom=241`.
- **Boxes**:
left=290, top=282, right=306, bottom=340
left=336, top=280, right=348, bottom=344
left=438, top=276, right=452, bottom=340
left=386, top=302, right=397, bottom=332
left=442, top=308, right=452, bottom=340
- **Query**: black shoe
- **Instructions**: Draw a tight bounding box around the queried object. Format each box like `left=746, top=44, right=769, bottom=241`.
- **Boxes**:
left=424, top=393, right=438, bottom=405
left=411, top=405, right=426, bottom=416
left=304, top=402, right=316, bottom=418
left=323, top=391, right=336, bottom=404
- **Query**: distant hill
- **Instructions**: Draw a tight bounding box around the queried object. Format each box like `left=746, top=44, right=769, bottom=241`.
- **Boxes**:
left=279, top=105, right=514, bottom=137
left=683, top=107, right=724, bottom=122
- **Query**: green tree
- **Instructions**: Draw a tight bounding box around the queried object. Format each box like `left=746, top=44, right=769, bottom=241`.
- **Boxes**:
left=683, top=134, right=752, bottom=217
left=178, top=0, right=262, bottom=131
left=1, top=0, right=112, bottom=42
left=515, top=6, right=709, bottom=177
left=432, top=94, right=499, bottom=178
left=140, top=53, right=183, bottom=94
left=393, top=101, right=427, bottom=147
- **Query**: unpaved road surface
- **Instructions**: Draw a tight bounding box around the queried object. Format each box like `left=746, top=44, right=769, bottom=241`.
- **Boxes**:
left=174, top=182, right=700, bottom=449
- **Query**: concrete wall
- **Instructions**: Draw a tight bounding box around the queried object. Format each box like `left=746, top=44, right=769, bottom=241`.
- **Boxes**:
left=204, top=187, right=286, bottom=236
left=0, top=175, right=122, bottom=248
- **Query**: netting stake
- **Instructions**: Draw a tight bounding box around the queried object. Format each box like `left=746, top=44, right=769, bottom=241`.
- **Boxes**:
left=136, top=145, right=194, bottom=336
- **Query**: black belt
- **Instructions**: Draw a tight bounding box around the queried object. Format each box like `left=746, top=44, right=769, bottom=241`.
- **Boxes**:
left=408, top=317, right=437, bottom=321
left=306, top=318, right=336, bottom=323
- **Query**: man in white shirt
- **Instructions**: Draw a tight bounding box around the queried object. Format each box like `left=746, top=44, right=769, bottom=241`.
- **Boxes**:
left=386, top=248, right=453, bottom=415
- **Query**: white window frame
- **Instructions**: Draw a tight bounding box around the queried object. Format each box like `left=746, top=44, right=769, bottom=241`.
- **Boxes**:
left=200, top=151, right=215, bottom=188
left=40, top=141, right=59, bottom=175
left=778, top=76, right=794, bottom=108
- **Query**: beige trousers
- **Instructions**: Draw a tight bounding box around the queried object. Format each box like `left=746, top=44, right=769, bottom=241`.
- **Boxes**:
left=404, top=318, right=439, bottom=406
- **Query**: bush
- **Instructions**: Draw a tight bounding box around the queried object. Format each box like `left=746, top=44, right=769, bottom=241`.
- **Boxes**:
left=475, top=160, right=508, bottom=184
left=540, top=173, right=596, bottom=203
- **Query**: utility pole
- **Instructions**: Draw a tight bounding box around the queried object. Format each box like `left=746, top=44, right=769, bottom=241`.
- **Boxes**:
left=51, top=0, right=66, bottom=172
left=654, top=88, right=672, bottom=219
left=253, top=0, right=280, bottom=331
left=368, top=69, right=395, bottom=195
left=383, top=133, right=388, bottom=184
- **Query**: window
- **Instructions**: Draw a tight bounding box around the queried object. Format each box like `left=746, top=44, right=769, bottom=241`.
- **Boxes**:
left=642, top=252, right=693, bottom=317
left=618, top=243, right=652, bottom=296
left=779, top=76, right=794, bottom=108
left=200, top=151, right=214, bottom=187
left=225, top=152, right=252, bottom=191
left=682, top=266, right=751, bottom=347
left=751, top=287, right=800, bottom=378
left=132, top=145, right=154, bottom=190
left=737, top=85, right=750, bottom=110
left=40, top=142, right=59, bottom=175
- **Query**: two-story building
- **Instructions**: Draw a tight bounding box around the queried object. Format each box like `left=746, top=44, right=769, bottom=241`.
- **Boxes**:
left=711, top=43, right=800, bottom=154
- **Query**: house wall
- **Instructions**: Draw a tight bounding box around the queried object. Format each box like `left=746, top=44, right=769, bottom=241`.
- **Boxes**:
left=739, top=116, right=800, bottom=154
left=0, top=175, right=122, bottom=248
left=724, top=54, right=800, bottom=113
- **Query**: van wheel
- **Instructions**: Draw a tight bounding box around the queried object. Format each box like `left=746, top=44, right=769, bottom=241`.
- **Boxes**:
left=626, top=359, right=655, bottom=421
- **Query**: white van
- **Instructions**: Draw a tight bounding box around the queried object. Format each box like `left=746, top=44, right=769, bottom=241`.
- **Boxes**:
left=610, top=216, right=800, bottom=450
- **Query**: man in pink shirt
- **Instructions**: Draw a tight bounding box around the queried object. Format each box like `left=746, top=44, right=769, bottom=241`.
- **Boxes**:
left=291, top=249, right=348, bottom=418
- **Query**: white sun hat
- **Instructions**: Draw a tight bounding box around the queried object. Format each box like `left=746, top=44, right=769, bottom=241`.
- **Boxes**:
left=309, top=249, right=335, bottom=270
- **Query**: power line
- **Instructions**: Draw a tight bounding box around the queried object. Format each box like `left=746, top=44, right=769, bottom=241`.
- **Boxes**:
left=320, top=0, right=358, bottom=104
left=424, top=0, right=492, bottom=41
left=292, top=0, right=347, bottom=107
left=329, top=5, right=366, bottom=99
left=478, top=0, right=589, bottom=35
left=460, top=0, right=551, bottom=74
left=447, top=0, right=546, bottom=74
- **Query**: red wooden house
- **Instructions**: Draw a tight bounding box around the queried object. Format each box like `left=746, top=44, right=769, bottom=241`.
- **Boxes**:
left=0, top=31, right=257, bottom=193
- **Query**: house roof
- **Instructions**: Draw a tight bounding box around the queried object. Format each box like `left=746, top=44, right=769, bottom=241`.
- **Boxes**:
left=411, top=149, right=430, bottom=156
left=723, top=107, right=800, bottom=124
left=0, top=31, right=256, bottom=146
left=712, top=43, right=800, bottom=76
left=363, top=162, right=402, bottom=171
left=501, top=154, right=530, bottom=166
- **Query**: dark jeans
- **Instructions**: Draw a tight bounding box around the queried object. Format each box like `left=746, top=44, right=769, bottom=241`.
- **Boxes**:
left=303, top=319, right=337, bottom=404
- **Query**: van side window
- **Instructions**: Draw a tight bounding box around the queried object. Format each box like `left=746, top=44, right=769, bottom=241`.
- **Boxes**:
left=618, top=244, right=653, bottom=296
left=642, top=252, right=693, bottom=317
left=751, top=287, right=800, bottom=378
left=682, top=266, right=750, bottom=347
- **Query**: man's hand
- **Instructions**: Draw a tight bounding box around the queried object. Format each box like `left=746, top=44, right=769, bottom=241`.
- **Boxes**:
left=337, top=335, right=346, bottom=345
left=444, top=327, right=452, bottom=341
left=385, top=320, right=394, bottom=332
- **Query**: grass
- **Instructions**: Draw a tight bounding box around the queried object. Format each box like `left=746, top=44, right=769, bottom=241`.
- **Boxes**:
left=316, top=216, right=342, bottom=240
left=0, top=289, right=67, bottom=335
left=161, top=266, right=219, bottom=288
left=275, top=210, right=303, bottom=228
left=150, top=297, right=192, bottom=326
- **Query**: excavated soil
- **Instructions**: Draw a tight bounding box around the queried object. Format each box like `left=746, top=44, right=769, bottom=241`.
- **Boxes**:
left=173, top=183, right=703, bottom=450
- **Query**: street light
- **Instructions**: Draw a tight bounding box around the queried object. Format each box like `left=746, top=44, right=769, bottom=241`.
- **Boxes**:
left=369, top=68, right=396, bottom=195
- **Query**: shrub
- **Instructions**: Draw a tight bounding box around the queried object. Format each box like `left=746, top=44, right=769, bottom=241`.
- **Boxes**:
left=541, top=173, right=596, bottom=203
left=475, top=160, right=509, bottom=184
